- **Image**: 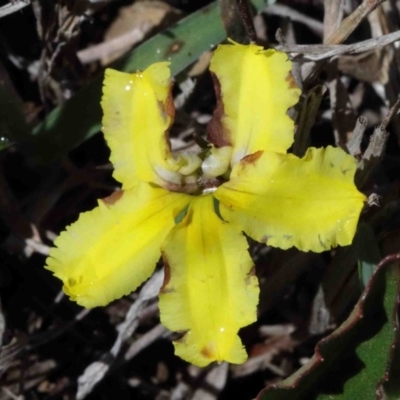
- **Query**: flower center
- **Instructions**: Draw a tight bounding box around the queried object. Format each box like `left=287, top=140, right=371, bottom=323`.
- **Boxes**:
left=161, top=145, right=233, bottom=195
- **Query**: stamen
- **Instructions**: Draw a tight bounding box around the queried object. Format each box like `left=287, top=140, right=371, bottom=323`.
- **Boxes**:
left=202, top=146, right=233, bottom=178
left=174, top=152, right=202, bottom=175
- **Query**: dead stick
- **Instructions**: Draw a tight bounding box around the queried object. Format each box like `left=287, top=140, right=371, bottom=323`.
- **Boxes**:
left=236, top=0, right=257, bottom=43
left=325, top=0, right=387, bottom=45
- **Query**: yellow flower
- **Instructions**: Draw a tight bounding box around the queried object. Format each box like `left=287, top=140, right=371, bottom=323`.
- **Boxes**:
left=45, top=42, right=366, bottom=367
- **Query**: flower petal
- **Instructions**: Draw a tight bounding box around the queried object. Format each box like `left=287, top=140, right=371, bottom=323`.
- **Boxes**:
left=216, top=146, right=366, bottom=253
left=159, top=195, right=259, bottom=367
left=208, top=42, right=301, bottom=164
left=46, top=183, right=190, bottom=308
left=102, top=64, right=179, bottom=189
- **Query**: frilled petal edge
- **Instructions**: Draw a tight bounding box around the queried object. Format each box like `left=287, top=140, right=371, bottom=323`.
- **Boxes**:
left=215, top=146, right=366, bottom=253
left=46, top=183, right=190, bottom=308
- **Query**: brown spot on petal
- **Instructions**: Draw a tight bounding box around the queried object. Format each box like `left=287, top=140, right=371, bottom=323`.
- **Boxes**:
left=200, top=342, right=216, bottom=360
left=157, top=84, right=175, bottom=152
left=160, top=254, right=171, bottom=292
left=286, top=72, right=298, bottom=90
left=102, top=190, right=124, bottom=206
left=207, top=72, right=232, bottom=147
left=246, top=266, right=256, bottom=285
left=165, top=86, right=176, bottom=119
left=157, top=89, right=175, bottom=122
left=241, top=150, right=263, bottom=165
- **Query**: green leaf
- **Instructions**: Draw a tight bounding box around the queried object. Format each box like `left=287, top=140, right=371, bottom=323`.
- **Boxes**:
left=354, top=222, right=381, bottom=287
left=0, top=83, right=30, bottom=150
left=27, top=0, right=275, bottom=165
left=257, top=255, right=400, bottom=400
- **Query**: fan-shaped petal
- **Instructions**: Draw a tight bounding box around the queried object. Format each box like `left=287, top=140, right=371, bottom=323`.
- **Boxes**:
left=46, top=183, right=190, bottom=308
left=216, top=146, right=366, bottom=252
left=208, top=42, right=301, bottom=164
left=159, top=195, right=259, bottom=367
left=102, top=64, right=180, bottom=189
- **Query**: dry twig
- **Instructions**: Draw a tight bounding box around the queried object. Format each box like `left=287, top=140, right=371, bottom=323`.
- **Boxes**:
left=0, top=0, right=31, bottom=19
left=347, top=116, right=368, bottom=157
left=323, top=0, right=344, bottom=42
left=265, top=4, right=324, bottom=37
left=325, top=0, right=387, bottom=45
left=277, top=30, right=400, bottom=61
left=76, top=270, right=164, bottom=400
left=356, top=97, right=400, bottom=188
